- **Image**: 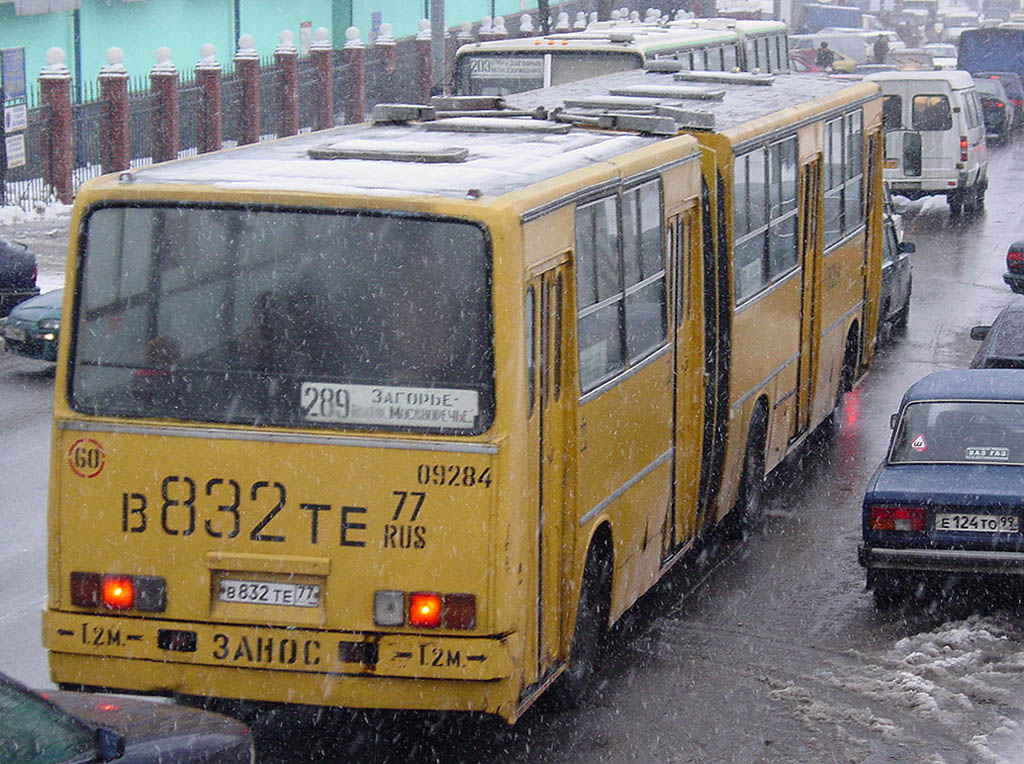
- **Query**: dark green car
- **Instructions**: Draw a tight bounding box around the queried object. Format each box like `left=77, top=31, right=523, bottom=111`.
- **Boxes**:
left=3, top=287, right=62, bottom=362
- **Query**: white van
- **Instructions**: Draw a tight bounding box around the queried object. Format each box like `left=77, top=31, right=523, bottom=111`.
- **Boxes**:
left=866, top=71, right=988, bottom=215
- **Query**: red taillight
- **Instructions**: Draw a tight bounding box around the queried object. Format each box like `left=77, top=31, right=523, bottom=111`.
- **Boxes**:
left=1012, top=98, right=1023, bottom=106
left=72, top=572, right=165, bottom=611
left=996, top=101, right=1006, bottom=109
left=960, top=136, right=968, bottom=162
left=409, top=592, right=442, bottom=628
left=102, top=575, right=134, bottom=610
left=869, top=506, right=926, bottom=532
left=1008, top=247, right=1024, bottom=272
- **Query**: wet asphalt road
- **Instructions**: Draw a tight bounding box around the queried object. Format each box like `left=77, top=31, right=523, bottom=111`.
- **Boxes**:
left=3, top=138, right=1024, bottom=762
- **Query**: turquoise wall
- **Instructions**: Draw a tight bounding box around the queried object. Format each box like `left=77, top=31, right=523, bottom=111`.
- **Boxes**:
left=340, top=2, right=544, bottom=42
left=0, top=0, right=550, bottom=103
left=0, top=0, right=332, bottom=104
left=0, top=5, right=71, bottom=99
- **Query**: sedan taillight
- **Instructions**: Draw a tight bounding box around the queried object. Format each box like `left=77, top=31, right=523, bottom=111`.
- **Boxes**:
left=1008, top=247, right=1024, bottom=273
left=869, top=505, right=926, bottom=532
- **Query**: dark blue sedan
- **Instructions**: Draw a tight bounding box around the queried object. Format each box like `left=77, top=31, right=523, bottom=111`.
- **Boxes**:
left=859, top=369, right=1024, bottom=608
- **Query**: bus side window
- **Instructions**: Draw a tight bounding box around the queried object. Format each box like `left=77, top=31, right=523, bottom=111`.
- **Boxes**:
left=622, top=181, right=667, bottom=362
left=882, top=95, right=903, bottom=131
left=723, top=44, right=737, bottom=71
left=576, top=197, right=624, bottom=392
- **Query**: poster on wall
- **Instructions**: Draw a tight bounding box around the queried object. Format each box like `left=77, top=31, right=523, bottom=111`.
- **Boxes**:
left=6, top=134, right=26, bottom=169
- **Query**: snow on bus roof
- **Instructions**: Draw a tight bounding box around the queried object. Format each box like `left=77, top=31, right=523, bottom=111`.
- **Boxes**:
left=505, top=68, right=876, bottom=133
left=122, top=121, right=664, bottom=199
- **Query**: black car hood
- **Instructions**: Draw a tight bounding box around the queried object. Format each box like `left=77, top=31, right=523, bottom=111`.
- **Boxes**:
left=0, top=244, right=36, bottom=290
left=45, top=690, right=250, bottom=762
left=867, top=462, right=1024, bottom=508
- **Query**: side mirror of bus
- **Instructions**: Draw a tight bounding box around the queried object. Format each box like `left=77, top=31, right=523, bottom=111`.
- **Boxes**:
left=890, top=412, right=900, bottom=429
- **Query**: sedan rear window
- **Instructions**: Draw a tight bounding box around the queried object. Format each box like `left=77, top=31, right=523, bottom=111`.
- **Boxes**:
left=890, top=401, right=1024, bottom=464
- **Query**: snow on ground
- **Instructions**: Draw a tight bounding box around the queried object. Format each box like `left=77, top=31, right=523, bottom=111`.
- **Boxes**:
left=767, top=612, right=1024, bottom=763
left=1, top=201, right=72, bottom=293
left=0, top=199, right=71, bottom=227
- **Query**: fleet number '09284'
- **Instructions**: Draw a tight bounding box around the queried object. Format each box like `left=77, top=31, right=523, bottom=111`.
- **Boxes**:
left=417, top=464, right=492, bottom=487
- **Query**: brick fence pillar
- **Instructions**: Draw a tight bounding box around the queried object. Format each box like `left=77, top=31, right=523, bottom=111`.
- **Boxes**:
left=416, top=20, right=432, bottom=103
left=195, top=44, right=222, bottom=154
left=234, top=35, right=261, bottom=146
left=99, top=47, right=130, bottom=174
left=376, top=22, right=396, bottom=75
left=150, top=47, right=179, bottom=163
left=309, top=27, right=334, bottom=131
left=275, top=30, right=299, bottom=138
left=38, top=47, right=73, bottom=204
left=342, top=27, right=365, bottom=125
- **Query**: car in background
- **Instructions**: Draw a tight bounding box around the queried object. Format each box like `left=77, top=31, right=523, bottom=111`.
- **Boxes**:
left=877, top=208, right=914, bottom=342
left=859, top=368, right=1024, bottom=608
left=0, top=670, right=255, bottom=763
left=969, top=297, right=1024, bottom=367
left=974, top=75, right=1015, bottom=141
left=923, top=42, right=958, bottom=68
left=788, top=47, right=857, bottom=72
left=1004, top=239, right=1024, bottom=293
left=0, top=234, right=40, bottom=318
left=886, top=48, right=936, bottom=70
left=941, top=9, right=981, bottom=41
left=3, top=287, right=62, bottom=362
left=976, top=71, right=1024, bottom=127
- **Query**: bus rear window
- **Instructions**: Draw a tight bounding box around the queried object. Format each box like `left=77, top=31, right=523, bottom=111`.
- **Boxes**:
left=912, top=94, right=952, bottom=131
left=70, top=206, right=494, bottom=434
left=456, top=51, right=640, bottom=95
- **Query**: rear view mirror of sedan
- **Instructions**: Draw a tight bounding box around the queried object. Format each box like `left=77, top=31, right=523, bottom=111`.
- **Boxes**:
left=971, top=325, right=991, bottom=340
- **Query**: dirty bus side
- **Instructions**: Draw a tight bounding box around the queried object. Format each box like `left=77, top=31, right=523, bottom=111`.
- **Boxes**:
left=43, top=111, right=706, bottom=724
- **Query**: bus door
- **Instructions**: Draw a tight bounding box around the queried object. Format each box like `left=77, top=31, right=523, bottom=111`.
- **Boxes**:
left=861, top=129, right=884, bottom=366
left=696, top=173, right=731, bottom=529
left=794, top=156, right=823, bottom=438
left=667, top=205, right=703, bottom=554
left=526, top=264, right=570, bottom=677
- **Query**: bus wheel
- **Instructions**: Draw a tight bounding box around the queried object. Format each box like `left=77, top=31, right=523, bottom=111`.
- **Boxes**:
left=546, top=541, right=611, bottom=709
left=727, top=406, right=767, bottom=538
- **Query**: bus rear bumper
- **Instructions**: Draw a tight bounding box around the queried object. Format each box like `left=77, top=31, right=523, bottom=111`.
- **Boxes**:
left=44, top=610, right=522, bottom=718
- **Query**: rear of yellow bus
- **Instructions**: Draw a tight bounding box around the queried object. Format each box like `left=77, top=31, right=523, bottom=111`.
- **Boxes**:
left=44, top=183, right=528, bottom=721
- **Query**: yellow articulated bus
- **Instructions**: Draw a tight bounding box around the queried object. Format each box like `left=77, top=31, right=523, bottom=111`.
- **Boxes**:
left=453, top=24, right=747, bottom=96
left=44, top=67, right=882, bottom=724
left=454, top=18, right=789, bottom=97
